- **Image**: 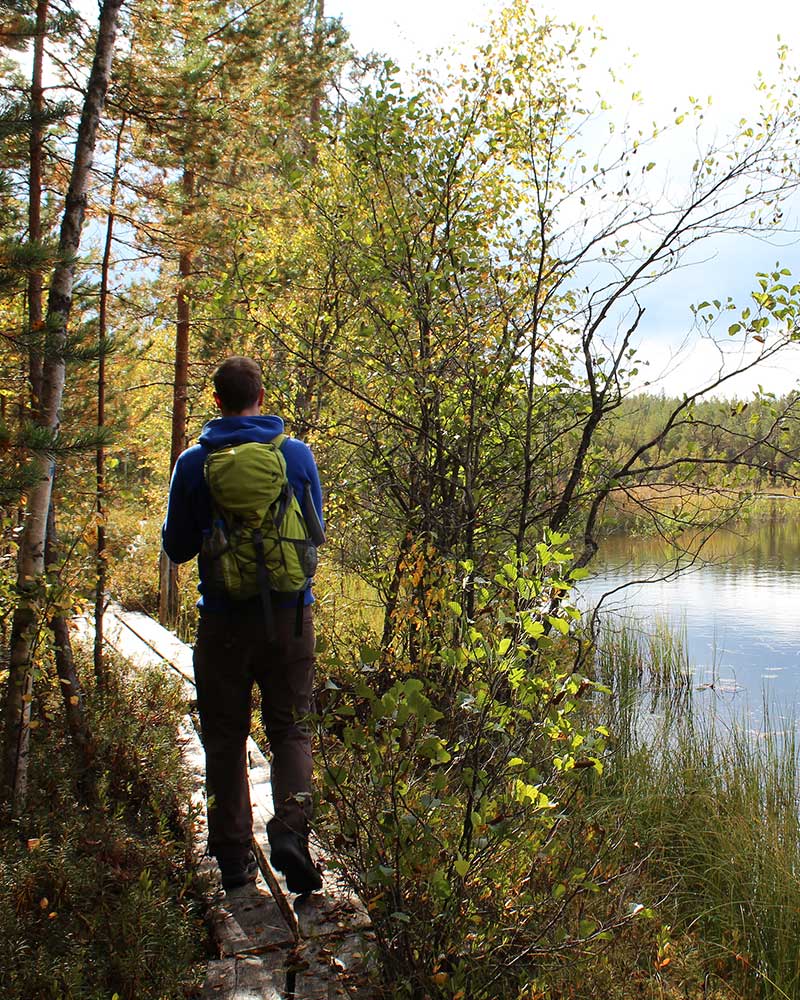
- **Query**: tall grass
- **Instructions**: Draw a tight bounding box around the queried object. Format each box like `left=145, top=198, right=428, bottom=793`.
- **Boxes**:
left=596, top=617, right=693, bottom=749
left=598, top=622, right=800, bottom=999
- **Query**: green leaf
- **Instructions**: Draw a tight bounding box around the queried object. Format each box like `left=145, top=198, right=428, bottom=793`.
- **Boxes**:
left=454, top=857, right=469, bottom=878
left=417, top=737, right=451, bottom=763
left=522, top=617, right=544, bottom=638
left=547, top=615, right=569, bottom=635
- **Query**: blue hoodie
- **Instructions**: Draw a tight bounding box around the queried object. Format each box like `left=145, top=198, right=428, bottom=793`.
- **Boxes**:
left=162, top=414, right=323, bottom=612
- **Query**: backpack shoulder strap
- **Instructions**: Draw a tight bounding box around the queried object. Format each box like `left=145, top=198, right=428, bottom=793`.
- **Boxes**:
left=273, top=432, right=288, bottom=450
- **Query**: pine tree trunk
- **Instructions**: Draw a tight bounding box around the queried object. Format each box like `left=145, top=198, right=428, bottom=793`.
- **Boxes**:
left=171, top=167, right=194, bottom=474
left=159, top=166, right=194, bottom=627
left=95, top=119, right=125, bottom=686
left=2, top=0, right=125, bottom=818
left=306, top=0, right=324, bottom=164
left=46, top=502, right=92, bottom=775
left=28, top=0, right=86, bottom=747
left=4, top=0, right=51, bottom=818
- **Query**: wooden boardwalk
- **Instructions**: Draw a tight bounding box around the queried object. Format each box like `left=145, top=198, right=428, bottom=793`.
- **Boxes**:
left=89, top=604, right=373, bottom=1000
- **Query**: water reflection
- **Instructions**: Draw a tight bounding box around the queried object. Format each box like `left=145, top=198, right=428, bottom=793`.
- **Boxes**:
left=579, top=514, right=800, bottom=716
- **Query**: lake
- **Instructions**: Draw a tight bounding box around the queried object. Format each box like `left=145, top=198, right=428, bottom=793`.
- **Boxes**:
left=579, top=509, right=800, bottom=723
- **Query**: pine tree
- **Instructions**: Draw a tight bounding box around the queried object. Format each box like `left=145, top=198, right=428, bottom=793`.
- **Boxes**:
left=113, top=0, right=346, bottom=623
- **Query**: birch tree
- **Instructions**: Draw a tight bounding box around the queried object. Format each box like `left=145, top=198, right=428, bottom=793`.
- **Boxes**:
left=2, top=0, right=125, bottom=817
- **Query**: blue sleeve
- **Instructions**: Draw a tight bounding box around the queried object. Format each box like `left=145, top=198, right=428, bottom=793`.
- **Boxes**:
left=162, top=449, right=207, bottom=563
left=283, top=438, right=324, bottom=528
left=304, top=449, right=324, bottom=529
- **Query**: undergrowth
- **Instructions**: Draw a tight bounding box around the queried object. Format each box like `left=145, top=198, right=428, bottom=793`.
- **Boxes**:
left=0, top=657, right=210, bottom=1000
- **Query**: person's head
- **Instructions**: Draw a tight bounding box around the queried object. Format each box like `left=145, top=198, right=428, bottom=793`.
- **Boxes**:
left=212, top=356, right=264, bottom=416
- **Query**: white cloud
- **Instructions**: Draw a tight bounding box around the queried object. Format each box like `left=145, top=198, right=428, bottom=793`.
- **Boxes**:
left=631, top=331, right=800, bottom=398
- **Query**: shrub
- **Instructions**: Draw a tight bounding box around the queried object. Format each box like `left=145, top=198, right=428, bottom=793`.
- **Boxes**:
left=315, top=539, right=648, bottom=999
left=0, top=660, right=209, bottom=1000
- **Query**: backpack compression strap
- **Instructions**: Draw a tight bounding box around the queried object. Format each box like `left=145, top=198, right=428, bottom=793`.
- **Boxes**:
left=252, top=528, right=277, bottom=643
left=262, top=433, right=304, bottom=640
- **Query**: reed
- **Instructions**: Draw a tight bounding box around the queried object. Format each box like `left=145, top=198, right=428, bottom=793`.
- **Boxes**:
left=598, top=620, right=800, bottom=999
left=595, top=616, right=693, bottom=750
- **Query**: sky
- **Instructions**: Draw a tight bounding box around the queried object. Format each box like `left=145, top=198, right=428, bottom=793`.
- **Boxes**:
left=19, top=0, right=800, bottom=398
left=328, top=0, right=800, bottom=125
left=327, top=0, right=800, bottom=398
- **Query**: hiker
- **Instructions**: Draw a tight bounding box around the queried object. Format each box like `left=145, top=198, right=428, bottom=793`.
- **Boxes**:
left=162, top=356, right=324, bottom=895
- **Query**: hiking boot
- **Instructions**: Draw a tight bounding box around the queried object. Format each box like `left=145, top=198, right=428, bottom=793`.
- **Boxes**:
left=268, top=830, right=322, bottom=895
left=218, top=849, right=258, bottom=892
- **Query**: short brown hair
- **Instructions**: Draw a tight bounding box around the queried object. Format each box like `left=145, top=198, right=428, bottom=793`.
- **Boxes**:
left=213, top=356, right=262, bottom=414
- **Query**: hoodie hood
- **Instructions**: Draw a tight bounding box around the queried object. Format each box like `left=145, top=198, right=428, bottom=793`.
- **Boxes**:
left=198, top=414, right=285, bottom=450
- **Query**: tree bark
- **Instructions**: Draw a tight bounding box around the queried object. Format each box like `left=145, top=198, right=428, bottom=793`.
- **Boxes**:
left=5, top=0, right=52, bottom=813
left=305, top=0, right=324, bottom=165
left=28, top=0, right=87, bottom=748
left=95, top=118, right=125, bottom=686
left=2, top=0, right=125, bottom=817
left=170, top=167, right=194, bottom=474
left=46, top=501, right=93, bottom=776
left=27, top=0, right=48, bottom=416
left=159, top=166, right=194, bottom=627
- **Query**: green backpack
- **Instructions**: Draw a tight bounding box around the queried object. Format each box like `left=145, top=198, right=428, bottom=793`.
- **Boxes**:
left=200, top=434, right=318, bottom=636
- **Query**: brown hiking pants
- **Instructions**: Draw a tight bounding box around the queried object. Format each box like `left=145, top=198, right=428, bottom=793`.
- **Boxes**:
left=193, top=602, right=315, bottom=860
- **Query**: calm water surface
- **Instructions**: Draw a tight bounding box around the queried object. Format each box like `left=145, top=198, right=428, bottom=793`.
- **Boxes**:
left=579, top=513, right=800, bottom=718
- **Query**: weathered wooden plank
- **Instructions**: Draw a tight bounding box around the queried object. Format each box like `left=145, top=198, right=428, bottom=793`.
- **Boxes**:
left=293, top=895, right=375, bottom=999
left=233, top=955, right=285, bottom=999
left=111, top=605, right=195, bottom=683
left=212, top=889, right=292, bottom=957
left=285, top=931, right=375, bottom=1000
left=200, top=957, right=236, bottom=996
left=201, top=955, right=284, bottom=999
left=294, top=893, right=370, bottom=940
